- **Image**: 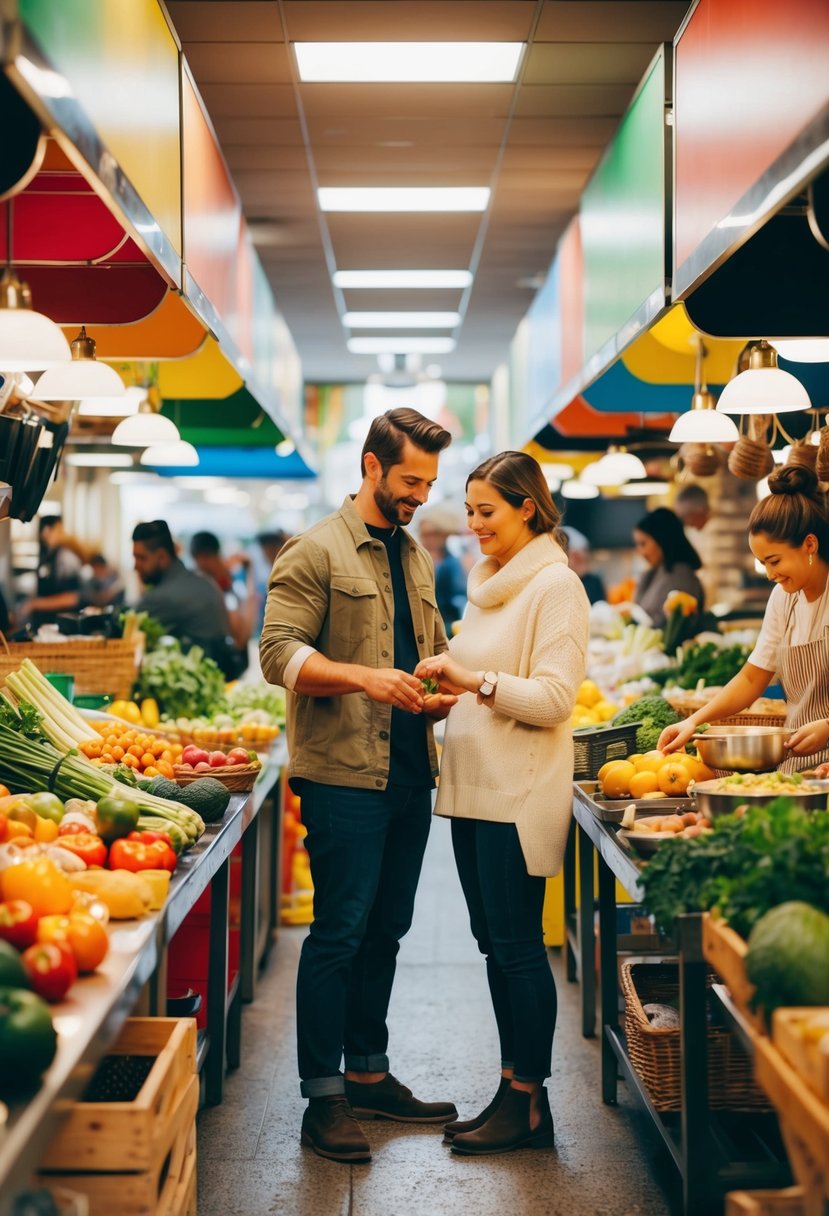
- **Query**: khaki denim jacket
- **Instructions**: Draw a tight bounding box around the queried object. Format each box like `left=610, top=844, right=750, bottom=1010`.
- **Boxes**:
left=260, top=495, right=449, bottom=790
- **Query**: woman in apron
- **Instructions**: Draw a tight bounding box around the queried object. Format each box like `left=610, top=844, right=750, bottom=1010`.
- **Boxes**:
left=659, top=464, right=829, bottom=772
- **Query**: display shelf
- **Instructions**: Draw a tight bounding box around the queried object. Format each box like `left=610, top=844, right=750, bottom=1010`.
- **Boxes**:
left=754, top=1037, right=829, bottom=1215
left=0, top=740, right=286, bottom=1216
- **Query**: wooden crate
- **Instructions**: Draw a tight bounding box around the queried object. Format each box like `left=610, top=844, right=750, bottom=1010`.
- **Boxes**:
left=755, top=1036, right=829, bottom=1216
left=726, top=1188, right=806, bottom=1215
left=40, top=1018, right=196, bottom=1173
left=41, top=1074, right=198, bottom=1216
left=703, top=913, right=765, bottom=1035
left=773, top=1009, right=829, bottom=1104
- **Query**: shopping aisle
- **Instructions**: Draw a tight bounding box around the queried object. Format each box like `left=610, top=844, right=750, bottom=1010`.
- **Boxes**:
left=197, top=821, right=681, bottom=1216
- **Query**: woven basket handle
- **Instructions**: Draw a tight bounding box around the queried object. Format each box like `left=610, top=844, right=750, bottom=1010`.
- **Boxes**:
left=0, top=629, right=9, bottom=657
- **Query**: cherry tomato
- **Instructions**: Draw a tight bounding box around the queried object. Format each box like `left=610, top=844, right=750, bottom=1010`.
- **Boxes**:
left=0, top=899, right=39, bottom=950
left=22, top=941, right=77, bottom=1003
left=65, top=913, right=108, bottom=973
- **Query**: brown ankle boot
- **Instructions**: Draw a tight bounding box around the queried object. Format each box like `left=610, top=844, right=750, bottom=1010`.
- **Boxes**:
left=301, top=1096, right=371, bottom=1163
left=450, top=1085, right=554, bottom=1155
left=443, top=1077, right=511, bottom=1142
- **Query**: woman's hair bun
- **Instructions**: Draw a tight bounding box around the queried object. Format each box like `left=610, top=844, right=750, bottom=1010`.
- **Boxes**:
left=767, top=463, right=819, bottom=497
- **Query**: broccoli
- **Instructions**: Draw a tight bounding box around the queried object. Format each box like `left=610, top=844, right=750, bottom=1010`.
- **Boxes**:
left=610, top=696, right=680, bottom=753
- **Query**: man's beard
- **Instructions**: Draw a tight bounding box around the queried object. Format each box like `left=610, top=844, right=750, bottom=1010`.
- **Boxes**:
left=373, top=477, right=419, bottom=527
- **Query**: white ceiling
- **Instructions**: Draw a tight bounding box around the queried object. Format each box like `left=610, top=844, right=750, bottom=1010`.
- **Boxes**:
left=165, top=0, right=690, bottom=384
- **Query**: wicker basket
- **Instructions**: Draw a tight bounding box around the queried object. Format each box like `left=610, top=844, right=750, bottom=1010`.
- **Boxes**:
left=572, top=722, right=639, bottom=780
left=0, top=639, right=142, bottom=700
left=665, top=692, right=788, bottom=728
left=173, top=763, right=261, bottom=792
left=621, top=961, right=770, bottom=1112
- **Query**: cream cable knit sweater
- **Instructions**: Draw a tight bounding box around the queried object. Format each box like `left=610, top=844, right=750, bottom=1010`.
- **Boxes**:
left=434, top=532, right=589, bottom=877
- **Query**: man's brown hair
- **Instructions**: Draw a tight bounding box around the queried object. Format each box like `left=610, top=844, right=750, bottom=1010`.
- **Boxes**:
left=361, top=408, right=451, bottom=477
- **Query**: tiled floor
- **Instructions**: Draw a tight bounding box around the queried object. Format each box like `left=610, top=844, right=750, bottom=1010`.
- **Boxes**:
left=196, top=820, right=681, bottom=1215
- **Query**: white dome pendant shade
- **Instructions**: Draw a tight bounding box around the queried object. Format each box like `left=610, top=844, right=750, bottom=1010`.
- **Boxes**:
left=140, top=441, right=199, bottom=467
left=716, top=340, right=812, bottom=415
left=561, top=479, right=600, bottom=499
left=581, top=447, right=647, bottom=487
left=669, top=388, right=740, bottom=442
left=0, top=268, right=72, bottom=371
left=34, top=327, right=126, bottom=401
left=112, top=409, right=180, bottom=446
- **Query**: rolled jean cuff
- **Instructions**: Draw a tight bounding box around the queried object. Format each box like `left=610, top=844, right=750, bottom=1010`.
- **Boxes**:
left=301, top=1075, right=345, bottom=1099
left=343, top=1052, right=390, bottom=1073
left=512, top=1070, right=550, bottom=1084
left=500, top=1059, right=514, bottom=1071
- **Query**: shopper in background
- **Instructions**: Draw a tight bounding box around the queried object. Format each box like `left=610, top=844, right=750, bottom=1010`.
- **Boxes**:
left=190, top=531, right=257, bottom=676
left=260, top=408, right=457, bottom=1165
left=256, top=529, right=289, bottom=572
left=416, top=451, right=589, bottom=1156
left=632, top=506, right=705, bottom=627
left=674, top=483, right=711, bottom=531
left=79, top=553, right=126, bottom=611
left=417, top=504, right=468, bottom=632
left=561, top=525, right=606, bottom=605
left=131, top=520, right=236, bottom=675
left=26, top=515, right=85, bottom=629
left=661, top=465, right=829, bottom=772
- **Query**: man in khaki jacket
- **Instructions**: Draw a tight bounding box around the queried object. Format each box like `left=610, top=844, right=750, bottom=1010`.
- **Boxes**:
left=260, top=408, right=458, bottom=1164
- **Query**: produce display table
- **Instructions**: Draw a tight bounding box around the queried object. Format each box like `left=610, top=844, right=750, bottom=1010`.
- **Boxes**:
left=0, top=739, right=286, bottom=1216
left=571, top=785, right=791, bottom=1215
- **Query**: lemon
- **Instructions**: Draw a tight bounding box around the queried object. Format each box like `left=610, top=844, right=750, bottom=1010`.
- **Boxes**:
left=577, top=679, right=602, bottom=708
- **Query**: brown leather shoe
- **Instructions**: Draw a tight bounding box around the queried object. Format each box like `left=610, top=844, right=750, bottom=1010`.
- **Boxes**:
left=301, top=1096, right=372, bottom=1163
left=344, top=1073, right=457, bottom=1124
left=443, top=1076, right=511, bottom=1142
left=450, top=1085, right=554, bottom=1155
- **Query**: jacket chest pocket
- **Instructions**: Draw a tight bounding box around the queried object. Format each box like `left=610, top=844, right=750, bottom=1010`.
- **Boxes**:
left=330, top=577, right=378, bottom=646
left=413, top=584, right=440, bottom=649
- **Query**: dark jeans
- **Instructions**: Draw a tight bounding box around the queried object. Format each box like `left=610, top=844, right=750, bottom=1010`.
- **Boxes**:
left=451, top=817, right=557, bottom=1082
left=295, top=780, right=432, bottom=1098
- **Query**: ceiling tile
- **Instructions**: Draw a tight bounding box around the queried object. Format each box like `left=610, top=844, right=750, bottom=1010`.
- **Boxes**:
left=281, top=1, right=536, bottom=41
left=182, top=43, right=293, bottom=84
left=508, top=115, right=617, bottom=145
left=536, top=1, right=690, bottom=43
left=299, top=83, right=515, bottom=119
left=305, top=115, right=509, bottom=146
left=198, top=83, right=298, bottom=118
left=224, top=145, right=310, bottom=170
left=166, top=1, right=285, bottom=43
left=523, top=42, right=659, bottom=86
left=211, top=116, right=305, bottom=145
left=514, top=83, right=635, bottom=117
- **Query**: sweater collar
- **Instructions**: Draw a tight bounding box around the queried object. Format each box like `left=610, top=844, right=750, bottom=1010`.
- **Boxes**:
left=467, top=532, right=568, bottom=608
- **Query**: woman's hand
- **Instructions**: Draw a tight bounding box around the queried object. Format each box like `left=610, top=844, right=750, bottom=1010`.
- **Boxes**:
left=415, top=654, right=474, bottom=697
left=784, top=720, right=829, bottom=756
left=657, top=719, right=699, bottom=753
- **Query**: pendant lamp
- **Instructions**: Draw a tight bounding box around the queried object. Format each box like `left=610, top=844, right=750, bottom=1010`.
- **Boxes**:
left=670, top=337, right=739, bottom=442
left=112, top=404, right=180, bottom=447
left=34, top=327, right=126, bottom=400
left=139, top=441, right=199, bottom=467
left=0, top=202, right=72, bottom=372
left=582, top=447, right=646, bottom=487
left=772, top=339, right=829, bottom=363
left=561, top=479, right=600, bottom=500
left=716, top=340, right=811, bottom=415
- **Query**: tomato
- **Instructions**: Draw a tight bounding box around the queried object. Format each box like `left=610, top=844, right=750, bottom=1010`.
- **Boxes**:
left=209, top=751, right=228, bottom=767
left=0, top=987, right=57, bottom=1089
left=55, top=832, right=108, bottom=868
left=0, top=900, right=39, bottom=950
left=94, top=795, right=139, bottom=843
left=22, top=941, right=77, bottom=1003
left=65, top=913, right=108, bottom=973
left=0, top=785, right=9, bottom=798
left=36, top=915, right=71, bottom=947
left=1, top=858, right=73, bottom=917
left=109, top=838, right=177, bottom=873
left=21, top=793, right=64, bottom=825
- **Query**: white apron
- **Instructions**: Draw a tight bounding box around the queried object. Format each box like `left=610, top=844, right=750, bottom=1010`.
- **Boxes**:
left=777, top=585, right=829, bottom=773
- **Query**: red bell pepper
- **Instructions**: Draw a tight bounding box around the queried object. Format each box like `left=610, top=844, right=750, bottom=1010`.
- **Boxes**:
left=127, top=829, right=175, bottom=851
left=55, top=833, right=108, bottom=868
left=109, top=838, right=177, bottom=873
left=0, top=899, right=39, bottom=950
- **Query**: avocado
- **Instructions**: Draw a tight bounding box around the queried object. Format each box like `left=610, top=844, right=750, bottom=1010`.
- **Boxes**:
left=746, top=901, right=829, bottom=1016
left=173, top=778, right=231, bottom=823
left=147, top=776, right=184, bottom=802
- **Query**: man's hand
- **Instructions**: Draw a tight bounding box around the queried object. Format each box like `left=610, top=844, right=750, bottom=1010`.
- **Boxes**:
left=422, top=692, right=459, bottom=720
left=362, top=668, right=425, bottom=713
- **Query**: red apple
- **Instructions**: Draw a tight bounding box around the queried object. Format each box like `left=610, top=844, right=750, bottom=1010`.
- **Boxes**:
left=226, top=748, right=251, bottom=766
left=185, top=748, right=210, bottom=766
left=209, top=751, right=229, bottom=767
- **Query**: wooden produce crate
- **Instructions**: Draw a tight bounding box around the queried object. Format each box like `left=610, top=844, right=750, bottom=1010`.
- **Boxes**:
left=726, top=1188, right=806, bottom=1215
left=0, top=639, right=142, bottom=700
left=754, top=1036, right=829, bottom=1216
left=773, top=1009, right=829, bottom=1104
left=703, top=913, right=765, bottom=1035
left=39, top=1018, right=198, bottom=1216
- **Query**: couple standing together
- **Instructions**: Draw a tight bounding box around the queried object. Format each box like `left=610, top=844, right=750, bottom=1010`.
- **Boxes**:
left=260, top=408, right=590, bottom=1164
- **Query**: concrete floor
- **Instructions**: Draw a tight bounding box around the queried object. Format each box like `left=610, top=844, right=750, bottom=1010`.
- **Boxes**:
left=196, top=819, right=681, bottom=1216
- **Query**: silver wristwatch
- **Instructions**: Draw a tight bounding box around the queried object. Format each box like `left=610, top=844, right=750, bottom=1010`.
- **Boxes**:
left=478, top=670, right=498, bottom=698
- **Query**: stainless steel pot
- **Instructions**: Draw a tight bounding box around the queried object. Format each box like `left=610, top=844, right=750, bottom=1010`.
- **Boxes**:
left=691, top=778, right=829, bottom=820
left=691, top=725, right=790, bottom=773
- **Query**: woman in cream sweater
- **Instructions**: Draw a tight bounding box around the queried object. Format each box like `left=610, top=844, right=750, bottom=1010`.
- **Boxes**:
left=416, top=451, right=589, bottom=1157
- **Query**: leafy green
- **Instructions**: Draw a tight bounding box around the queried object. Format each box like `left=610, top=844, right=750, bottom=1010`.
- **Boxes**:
left=650, top=642, right=752, bottom=690
left=0, top=697, right=46, bottom=742
left=610, top=696, right=679, bottom=752
left=421, top=677, right=440, bottom=695
left=122, top=610, right=167, bottom=653
left=134, top=644, right=227, bottom=720
left=640, top=797, right=829, bottom=937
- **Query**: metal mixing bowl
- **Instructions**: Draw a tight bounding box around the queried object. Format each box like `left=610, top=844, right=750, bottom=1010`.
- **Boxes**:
left=691, top=777, right=829, bottom=820
left=691, top=725, right=791, bottom=772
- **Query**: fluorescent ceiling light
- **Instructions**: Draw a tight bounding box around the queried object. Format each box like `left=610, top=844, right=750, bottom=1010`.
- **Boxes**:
left=348, top=337, right=456, bottom=355
left=333, top=270, right=472, bottom=290
left=318, top=187, right=489, bottom=213
left=65, top=452, right=134, bottom=468
left=140, top=441, right=199, bottom=468
left=295, top=41, right=524, bottom=83
left=344, top=311, right=460, bottom=329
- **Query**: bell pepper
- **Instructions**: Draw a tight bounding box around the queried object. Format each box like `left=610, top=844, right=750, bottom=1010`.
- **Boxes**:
left=55, top=832, right=108, bottom=868
left=33, top=815, right=60, bottom=844
left=109, top=837, right=177, bottom=874
left=0, top=899, right=39, bottom=950
left=127, top=829, right=175, bottom=850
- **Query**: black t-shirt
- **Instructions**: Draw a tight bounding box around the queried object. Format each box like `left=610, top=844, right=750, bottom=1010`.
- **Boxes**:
left=366, top=524, right=431, bottom=788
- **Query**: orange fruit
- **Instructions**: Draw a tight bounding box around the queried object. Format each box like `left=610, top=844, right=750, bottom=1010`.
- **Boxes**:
left=634, top=753, right=666, bottom=774
left=657, top=761, right=691, bottom=796
left=597, top=760, right=621, bottom=784
left=600, top=760, right=636, bottom=799
left=629, top=771, right=660, bottom=798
